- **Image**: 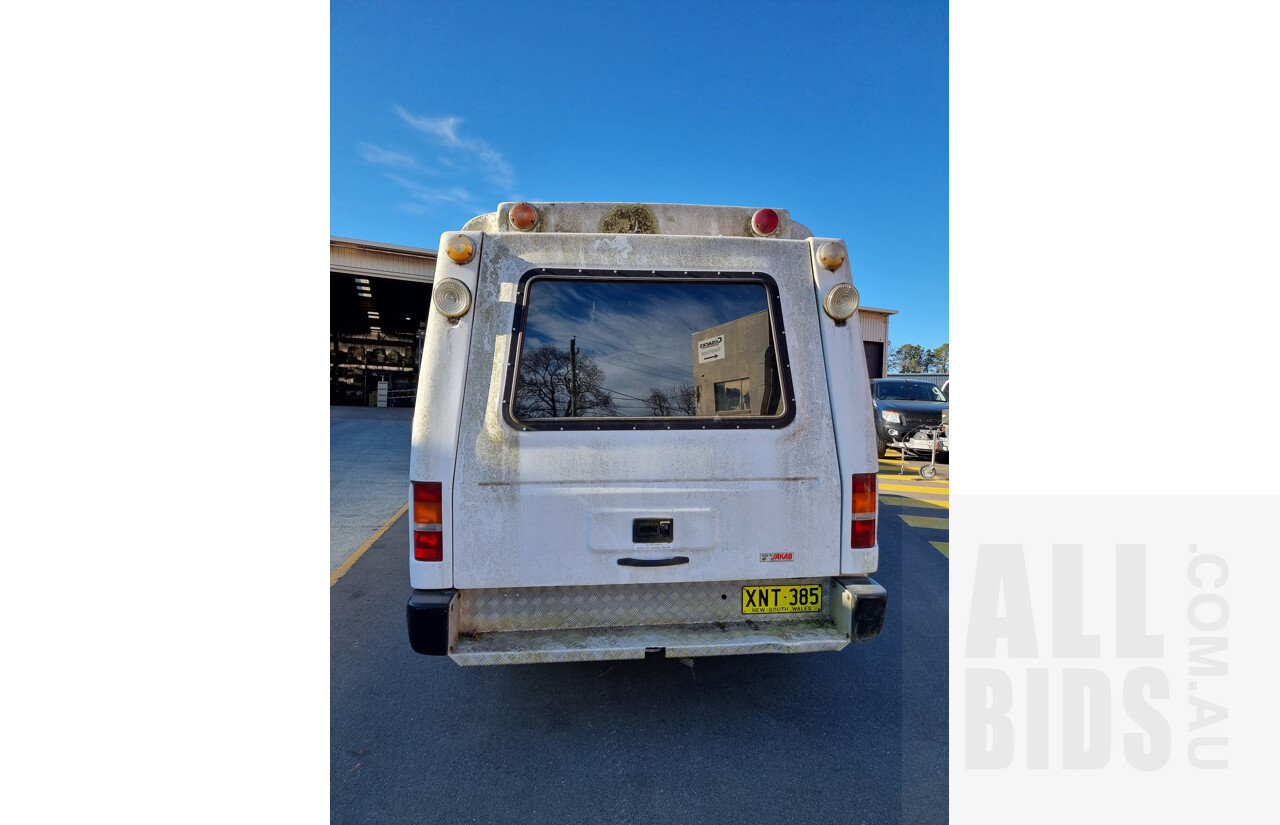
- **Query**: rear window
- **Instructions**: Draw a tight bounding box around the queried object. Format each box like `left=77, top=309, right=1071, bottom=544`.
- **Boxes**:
left=506, top=270, right=794, bottom=430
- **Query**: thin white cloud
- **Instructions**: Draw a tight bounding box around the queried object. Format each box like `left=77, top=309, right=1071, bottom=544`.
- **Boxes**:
left=385, top=175, right=479, bottom=215
left=396, top=111, right=463, bottom=145
left=393, top=106, right=514, bottom=188
left=358, top=143, right=417, bottom=168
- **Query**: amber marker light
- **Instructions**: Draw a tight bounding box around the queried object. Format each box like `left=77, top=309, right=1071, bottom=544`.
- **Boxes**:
left=445, top=233, right=475, bottom=264
left=818, top=241, right=846, bottom=270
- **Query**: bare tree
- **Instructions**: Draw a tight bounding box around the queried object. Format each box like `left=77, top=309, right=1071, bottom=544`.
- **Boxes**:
left=644, top=382, right=698, bottom=416
left=514, top=345, right=618, bottom=418
left=645, top=386, right=673, bottom=416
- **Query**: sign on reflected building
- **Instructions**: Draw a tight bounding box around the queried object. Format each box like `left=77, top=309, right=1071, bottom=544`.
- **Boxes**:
left=691, top=310, right=782, bottom=417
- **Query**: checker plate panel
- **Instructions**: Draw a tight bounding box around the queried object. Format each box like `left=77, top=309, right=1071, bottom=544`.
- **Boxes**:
left=458, top=579, right=831, bottom=633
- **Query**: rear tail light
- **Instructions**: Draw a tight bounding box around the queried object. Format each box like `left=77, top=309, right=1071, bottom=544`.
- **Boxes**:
left=412, top=482, right=444, bottom=562
left=851, top=473, right=876, bottom=549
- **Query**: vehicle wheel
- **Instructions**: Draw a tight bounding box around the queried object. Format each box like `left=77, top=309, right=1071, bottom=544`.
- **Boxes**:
left=937, top=452, right=948, bottom=464
left=877, top=438, right=887, bottom=459
left=920, top=465, right=937, bottom=479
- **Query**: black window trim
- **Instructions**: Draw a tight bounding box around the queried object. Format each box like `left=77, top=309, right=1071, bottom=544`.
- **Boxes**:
left=501, top=268, right=797, bottom=432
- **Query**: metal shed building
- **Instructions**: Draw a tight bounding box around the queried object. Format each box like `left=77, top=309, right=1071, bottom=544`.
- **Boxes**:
left=330, top=237, right=897, bottom=404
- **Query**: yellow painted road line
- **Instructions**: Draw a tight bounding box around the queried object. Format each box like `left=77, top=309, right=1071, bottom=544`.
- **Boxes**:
left=877, top=477, right=948, bottom=486
left=880, top=495, right=949, bottom=510
left=899, top=514, right=950, bottom=531
left=877, top=472, right=948, bottom=483
left=930, top=541, right=949, bottom=558
left=879, top=483, right=949, bottom=494
left=331, top=504, right=408, bottom=587
left=875, top=465, right=947, bottom=478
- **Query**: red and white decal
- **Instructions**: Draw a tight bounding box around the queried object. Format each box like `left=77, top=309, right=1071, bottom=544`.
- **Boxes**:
left=760, top=552, right=793, bottom=562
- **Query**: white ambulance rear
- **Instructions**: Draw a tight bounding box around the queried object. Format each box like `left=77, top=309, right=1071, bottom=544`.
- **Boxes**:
left=406, top=202, right=886, bottom=665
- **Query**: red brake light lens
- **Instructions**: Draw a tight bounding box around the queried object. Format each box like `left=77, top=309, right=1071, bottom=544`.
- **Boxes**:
left=414, top=530, right=443, bottom=562
left=851, top=518, right=876, bottom=549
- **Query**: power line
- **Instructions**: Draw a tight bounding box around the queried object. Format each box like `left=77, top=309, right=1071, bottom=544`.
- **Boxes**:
left=573, top=334, right=692, bottom=371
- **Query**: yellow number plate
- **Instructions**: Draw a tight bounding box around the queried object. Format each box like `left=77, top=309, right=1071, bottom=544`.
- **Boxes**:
left=741, top=584, right=823, bottom=615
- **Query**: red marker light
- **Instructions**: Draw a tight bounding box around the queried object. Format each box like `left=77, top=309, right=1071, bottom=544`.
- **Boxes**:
left=509, top=202, right=538, bottom=231
left=751, top=208, right=779, bottom=237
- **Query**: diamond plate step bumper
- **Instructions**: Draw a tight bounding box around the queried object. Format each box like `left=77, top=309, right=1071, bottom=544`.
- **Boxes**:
left=408, top=577, right=887, bottom=665
left=451, top=619, right=850, bottom=666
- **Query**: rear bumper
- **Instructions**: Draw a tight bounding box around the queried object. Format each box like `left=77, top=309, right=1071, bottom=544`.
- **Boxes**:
left=407, top=577, right=887, bottom=665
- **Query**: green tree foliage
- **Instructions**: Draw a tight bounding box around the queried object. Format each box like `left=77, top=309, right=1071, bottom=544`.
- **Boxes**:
left=889, top=342, right=949, bottom=373
left=929, top=343, right=949, bottom=372
left=889, top=343, right=929, bottom=373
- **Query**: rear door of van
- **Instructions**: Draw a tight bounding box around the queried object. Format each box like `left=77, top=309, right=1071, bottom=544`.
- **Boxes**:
left=450, top=232, right=843, bottom=590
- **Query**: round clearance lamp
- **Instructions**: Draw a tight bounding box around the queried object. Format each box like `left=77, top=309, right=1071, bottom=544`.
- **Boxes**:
left=823, top=282, right=860, bottom=322
left=432, top=278, right=473, bottom=320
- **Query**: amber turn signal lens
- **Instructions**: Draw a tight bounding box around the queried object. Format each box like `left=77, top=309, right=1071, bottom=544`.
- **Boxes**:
left=445, top=234, right=475, bottom=264
left=852, top=473, right=877, bottom=514
left=818, top=241, right=846, bottom=270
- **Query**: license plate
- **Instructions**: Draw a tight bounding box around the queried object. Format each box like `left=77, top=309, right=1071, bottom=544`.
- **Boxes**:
left=741, top=584, right=823, bottom=615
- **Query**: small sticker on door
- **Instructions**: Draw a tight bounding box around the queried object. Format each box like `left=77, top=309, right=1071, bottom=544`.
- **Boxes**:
left=760, top=552, right=793, bottom=562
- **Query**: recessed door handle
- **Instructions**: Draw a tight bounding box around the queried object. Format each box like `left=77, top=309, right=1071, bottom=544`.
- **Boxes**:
left=617, top=556, right=690, bottom=567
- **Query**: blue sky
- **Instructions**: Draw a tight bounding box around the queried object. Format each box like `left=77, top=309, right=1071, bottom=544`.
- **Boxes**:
left=331, top=0, right=949, bottom=353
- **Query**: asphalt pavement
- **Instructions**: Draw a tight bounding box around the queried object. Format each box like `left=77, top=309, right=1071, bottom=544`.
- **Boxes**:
left=329, top=408, right=949, bottom=824
left=331, top=406, right=413, bottom=576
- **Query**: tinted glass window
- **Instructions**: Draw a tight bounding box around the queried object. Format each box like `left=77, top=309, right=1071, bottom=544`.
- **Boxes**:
left=510, top=275, right=790, bottom=425
left=876, top=381, right=945, bottom=402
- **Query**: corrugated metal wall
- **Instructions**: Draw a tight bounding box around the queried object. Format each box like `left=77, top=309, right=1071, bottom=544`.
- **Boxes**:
left=888, top=372, right=948, bottom=388
left=859, top=311, right=889, bottom=343
left=330, top=239, right=436, bottom=282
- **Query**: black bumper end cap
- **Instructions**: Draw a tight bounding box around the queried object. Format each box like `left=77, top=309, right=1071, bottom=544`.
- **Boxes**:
left=837, top=576, right=888, bottom=642
left=406, top=589, right=457, bottom=656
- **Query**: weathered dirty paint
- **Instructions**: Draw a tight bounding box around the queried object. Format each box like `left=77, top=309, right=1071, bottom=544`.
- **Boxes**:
left=598, top=203, right=658, bottom=234
left=410, top=203, right=881, bottom=662
left=448, top=230, right=863, bottom=590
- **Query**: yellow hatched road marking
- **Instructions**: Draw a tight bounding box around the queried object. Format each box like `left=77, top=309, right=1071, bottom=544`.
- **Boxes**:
left=899, top=514, right=950, bottom=531
left=880, top=495, right=948, bottom=510
left=930, top=541, right=949, bottom=557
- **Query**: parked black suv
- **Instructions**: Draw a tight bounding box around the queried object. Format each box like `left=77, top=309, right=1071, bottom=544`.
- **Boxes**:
left=870, top=378, right=948, bottom=459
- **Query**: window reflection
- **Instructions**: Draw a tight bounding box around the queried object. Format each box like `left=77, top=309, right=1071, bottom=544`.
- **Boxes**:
left=512, top=277, right=787, bottom=420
